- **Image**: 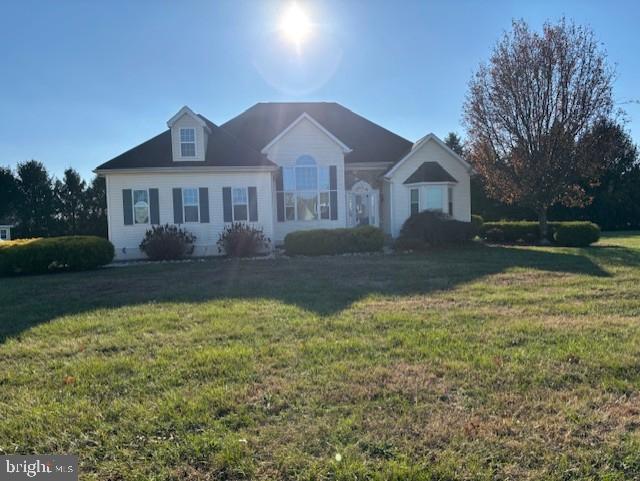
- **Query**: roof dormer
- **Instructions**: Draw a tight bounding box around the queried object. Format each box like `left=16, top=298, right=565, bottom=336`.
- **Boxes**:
left=167, top=106, right=211, bottom=162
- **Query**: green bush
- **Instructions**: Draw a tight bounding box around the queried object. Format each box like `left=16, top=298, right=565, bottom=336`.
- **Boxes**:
left=480, top=221, right=541, bottom=243
left=284, top=225, right=384, bottom=256
left=480, top=221, right=600, bottom=246
left=471, top=214, right=484, bottom=230
left=0, top=236, right=114, bottom=276
left=139, top=224, right=196, bottom=261
left=396, top=211, right=476, bottom=249
left=217, top=222, right=270, bottom=257
left=553, top=222, right=601, bottom=246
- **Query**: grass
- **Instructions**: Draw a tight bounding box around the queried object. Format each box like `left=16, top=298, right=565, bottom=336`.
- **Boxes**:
left=1, top=232, right=640, bottom=480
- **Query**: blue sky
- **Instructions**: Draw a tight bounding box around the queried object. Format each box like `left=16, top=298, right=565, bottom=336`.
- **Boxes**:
left=1, top=0, right=639, bottom=180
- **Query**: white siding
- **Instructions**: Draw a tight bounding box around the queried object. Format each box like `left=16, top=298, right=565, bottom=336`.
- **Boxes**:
left=106, top=171, right=274, bottom=260
left=264, top=116, right=347, bottom=242
left=388, top=138, right=471, bottom=237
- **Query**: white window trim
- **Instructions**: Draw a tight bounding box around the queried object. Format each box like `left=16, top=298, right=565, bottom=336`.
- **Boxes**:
left=406, top=182, right=455, bottom=214
left=410, top=188, right=420, bottom=215
left=132, top=189, right=150, bottom=225
left=231, top=186, right=249, bottom=222
left=0, top=228, right=8, bottom=241
left=281, top=161, right=333, bottom=222
left=182, top=187, right=200, bottom=223
left=179, top=127, right=197, bottom=159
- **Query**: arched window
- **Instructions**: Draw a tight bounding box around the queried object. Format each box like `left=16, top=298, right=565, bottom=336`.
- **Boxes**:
left=281, top=155, right=332, bottom=221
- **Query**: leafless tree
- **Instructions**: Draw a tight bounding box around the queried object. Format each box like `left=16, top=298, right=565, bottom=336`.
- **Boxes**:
left=464, top=19, right=615, bottom=240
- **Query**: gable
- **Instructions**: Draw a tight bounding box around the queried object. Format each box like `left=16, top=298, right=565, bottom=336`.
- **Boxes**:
left=221, top=102, right=413, bottom=164
left=262, top=115, right=347, bottom=166
left=386, top=135, right=471, bottom=185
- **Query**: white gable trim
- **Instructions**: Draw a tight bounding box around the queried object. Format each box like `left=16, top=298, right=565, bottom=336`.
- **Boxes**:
left=167, top=106, right=211, bottom=133
left=384, top=133, right=472, bottom=179
left=260, top=112, right=352, bottom=154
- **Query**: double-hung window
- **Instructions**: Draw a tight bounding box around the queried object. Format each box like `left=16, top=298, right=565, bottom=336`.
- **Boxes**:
left=232, top=187, right=248, bottom=221
left=410, top=188, right=420, bottom=215
left=282, top=156, right=331, bottom=221
left=183, top=188, right=199, bottom=222
left=180, top=128, right=196, bottom=157
left=0, top=229, right=7, bottom=240
left=133, top=189, right=149, bottom=224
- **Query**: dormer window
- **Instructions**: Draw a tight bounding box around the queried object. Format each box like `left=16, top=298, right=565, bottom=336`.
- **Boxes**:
left=180, top=128, right=196, bottom=157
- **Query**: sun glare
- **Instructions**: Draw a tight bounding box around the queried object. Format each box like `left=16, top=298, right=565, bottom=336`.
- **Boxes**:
left=280, top=2, right=311, bottom=50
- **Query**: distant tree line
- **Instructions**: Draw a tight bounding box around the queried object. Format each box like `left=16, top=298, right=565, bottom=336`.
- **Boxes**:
left=444, top=122, right=640, bottom=231
left=0, top=160, right=107, bottom=239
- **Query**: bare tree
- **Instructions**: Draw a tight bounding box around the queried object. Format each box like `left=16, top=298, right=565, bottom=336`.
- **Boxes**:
left=463, top=19, right=615, bottom=240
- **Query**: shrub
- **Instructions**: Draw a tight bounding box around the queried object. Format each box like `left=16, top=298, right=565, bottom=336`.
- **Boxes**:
left=480, top=221, right=542, bottom=243
left=396, top=211, right=476, bottom=249
left=284, top=225, right=384, bottom=256
left=553, top=222, right=600, bottom=246
left=484, top=227, right=505, bottom=243
left=471, top=214, right=484, bottom=231
left=479, top=220, right=601, bottom=246
left=0, top=236, right=114, bottom=276
left=139, top=224, right=196, bottom=260
left=217, top=223, right=270, bottom=257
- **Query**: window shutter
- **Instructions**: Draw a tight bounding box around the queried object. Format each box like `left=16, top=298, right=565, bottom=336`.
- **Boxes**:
left=276, top=167, right=284, bottom=222
left=149, top=188, right=160, bottom=225
left=172, top=188, right=183, bottom=224
left=222, top=187, right=232, bottom=222
left=199, top=187, right=209, bottom=223
left=122, top=189, right=133, bottom=225
left=329, top=165, right=338, bottom=220
left=248, top=186, right=258, bottom=222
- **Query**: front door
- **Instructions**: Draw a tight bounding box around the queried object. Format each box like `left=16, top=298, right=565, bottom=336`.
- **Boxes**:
left=347, top=181, right=379, bottom=227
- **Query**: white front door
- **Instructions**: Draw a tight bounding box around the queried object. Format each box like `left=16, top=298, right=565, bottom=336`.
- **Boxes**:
left=347, top=181, right=379, bottom=227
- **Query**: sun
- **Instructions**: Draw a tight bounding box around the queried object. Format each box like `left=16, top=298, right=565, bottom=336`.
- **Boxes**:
left=279, top=2, right=312, bottom=50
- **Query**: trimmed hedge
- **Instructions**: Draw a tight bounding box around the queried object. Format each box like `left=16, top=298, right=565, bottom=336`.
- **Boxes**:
left=284, top=225, right=384, bottom=256
left=0, top=236, right=114, bottom=276
left=396, top=211, right=477, bottom=250
left=480, top=221, right=600, bottom=246
left=554, top=222, right=601, bottom=247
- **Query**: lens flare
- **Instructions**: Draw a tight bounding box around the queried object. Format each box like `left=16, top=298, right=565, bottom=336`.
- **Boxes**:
left=280, top=3, right=311, bottom=51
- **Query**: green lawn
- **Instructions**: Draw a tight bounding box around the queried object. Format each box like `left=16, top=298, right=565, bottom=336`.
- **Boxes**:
left=1, top=233, right=640, bottom=480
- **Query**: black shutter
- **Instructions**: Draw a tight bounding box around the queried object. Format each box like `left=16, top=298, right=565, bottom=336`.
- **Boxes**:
left=122, top=189, right=133, bottom=225
left=149, top=188, right=160, bottom=225
left=329, top=165, right=338, bottom=220
left=199, top=187, right=209, bottom=223
left=248, top=186, right=258, bottom=222
left=222, top=187, right=232, bottom=222
left=275, top=167, right=284, bottom=222
left=172, top=188, right=183, bottom=224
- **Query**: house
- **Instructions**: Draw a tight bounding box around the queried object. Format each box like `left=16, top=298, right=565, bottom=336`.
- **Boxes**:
left=0, top=223, right=12, bottom=242
left=95, top=102, right=472, bottom=260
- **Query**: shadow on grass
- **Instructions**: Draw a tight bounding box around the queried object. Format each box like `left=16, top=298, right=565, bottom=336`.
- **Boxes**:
left=0, top=243, right=632, bottom=343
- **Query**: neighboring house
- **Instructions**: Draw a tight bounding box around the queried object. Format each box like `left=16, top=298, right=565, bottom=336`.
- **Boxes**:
left=95, top=102, right=472, bottom=260
left=0, top=224, right=12, bottom=241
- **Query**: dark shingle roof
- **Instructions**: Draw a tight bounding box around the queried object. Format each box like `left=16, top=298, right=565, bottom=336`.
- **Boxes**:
left=96, top=103, right=414, bottom=171
left=403, top=162, right=457, bottom=184
left=221, top=102, right=413, bottom=164
left=95, top=114, right=273, bottom=171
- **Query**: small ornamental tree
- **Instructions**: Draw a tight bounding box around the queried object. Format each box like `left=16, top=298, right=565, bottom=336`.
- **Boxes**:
left=463, top=19, right=615, bottom=240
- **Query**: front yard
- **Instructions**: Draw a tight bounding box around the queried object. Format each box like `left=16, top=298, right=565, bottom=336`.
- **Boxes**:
left=1, top=233, right=640, bottom=480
